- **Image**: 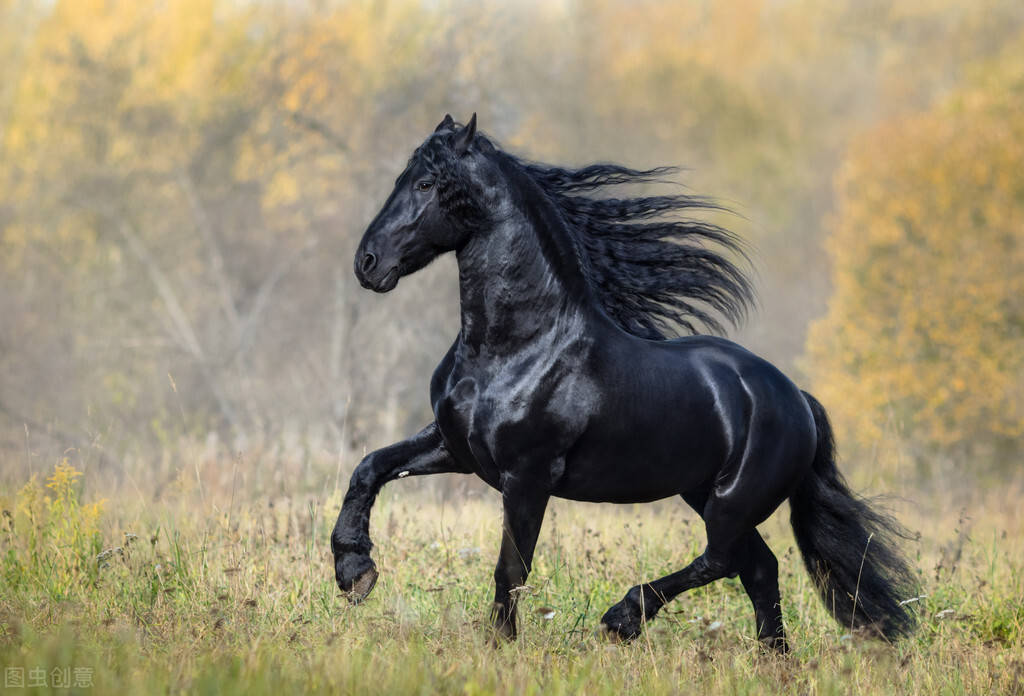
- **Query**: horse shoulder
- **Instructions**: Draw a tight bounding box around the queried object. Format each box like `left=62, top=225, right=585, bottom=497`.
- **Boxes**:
left=429, top=339, right=459, bottom=407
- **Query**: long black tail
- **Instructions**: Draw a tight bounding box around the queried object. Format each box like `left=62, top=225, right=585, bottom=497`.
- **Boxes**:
left=790, top=391, right=919, bottom=640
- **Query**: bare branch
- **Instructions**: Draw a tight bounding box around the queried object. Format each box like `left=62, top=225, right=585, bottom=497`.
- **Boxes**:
left=176, top=168, right=242, bottom=334
left=284, top=109, right=350, bottom=155
left=114, top=220, right=206, bottom=361
left=230, top=236, right=319, bottom=361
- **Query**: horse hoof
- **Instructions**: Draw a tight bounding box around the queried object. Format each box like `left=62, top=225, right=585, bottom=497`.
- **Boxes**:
left=336, top=553, right=378, bottom=603
left=598, top=612, right=642, bottom=643
left=759, top=636, right=790, bottom=654
left=348, top=566, right=378, bottom=604
left=597, top=623, right=626, bottom=643
left=598, top=621, right=640, bottom=643
left=598, top=583, right=663, bottom=644
left=488, top=602, right=517, bottom=645
left=489, top=624, right=516, bottom=647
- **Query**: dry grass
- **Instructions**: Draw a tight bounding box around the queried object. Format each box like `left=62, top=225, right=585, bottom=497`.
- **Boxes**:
left=1, top=458, right=1022, bottom=695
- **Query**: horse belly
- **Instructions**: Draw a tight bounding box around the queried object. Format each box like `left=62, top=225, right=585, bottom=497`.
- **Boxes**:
left=553, top=422, right=725, bottom=503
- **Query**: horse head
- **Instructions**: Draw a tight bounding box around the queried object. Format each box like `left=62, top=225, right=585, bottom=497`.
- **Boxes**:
left=354, top=113, right=487, bottom=293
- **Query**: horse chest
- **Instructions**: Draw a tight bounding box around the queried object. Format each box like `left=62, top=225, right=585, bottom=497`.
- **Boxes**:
left=432, top=348, right=593, bottom=484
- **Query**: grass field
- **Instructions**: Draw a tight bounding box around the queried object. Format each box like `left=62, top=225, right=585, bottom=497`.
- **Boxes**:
left=1, top=458, right=1022, bottom=695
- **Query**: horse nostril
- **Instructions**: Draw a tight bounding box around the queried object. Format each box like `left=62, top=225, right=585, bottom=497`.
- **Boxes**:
left=361, top=253, right=377, bottom=274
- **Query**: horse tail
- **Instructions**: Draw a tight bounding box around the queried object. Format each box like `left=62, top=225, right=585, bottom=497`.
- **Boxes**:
left=788, top=391, right=918, bottom=640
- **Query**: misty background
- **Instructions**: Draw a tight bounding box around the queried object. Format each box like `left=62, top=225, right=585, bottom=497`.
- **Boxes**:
left=1, top=0, right=1021, bottom=497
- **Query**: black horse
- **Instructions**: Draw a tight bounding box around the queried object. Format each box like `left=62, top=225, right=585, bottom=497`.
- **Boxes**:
left=331, top=114, right=917, bottom=650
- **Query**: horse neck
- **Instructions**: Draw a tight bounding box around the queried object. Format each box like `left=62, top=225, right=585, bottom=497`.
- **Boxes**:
left=454, top=161, right=597, bottom=355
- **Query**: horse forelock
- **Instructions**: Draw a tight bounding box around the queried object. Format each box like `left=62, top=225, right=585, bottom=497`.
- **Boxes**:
left=410, top=119, right=475, bottom=170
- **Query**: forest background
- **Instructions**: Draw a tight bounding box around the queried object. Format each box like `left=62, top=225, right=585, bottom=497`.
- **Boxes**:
left=2, top=0, right=1022, bottom=491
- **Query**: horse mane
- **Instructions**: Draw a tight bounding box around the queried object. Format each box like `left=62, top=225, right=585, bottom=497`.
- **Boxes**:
left=417, top=123, right=755, bottom=339
left=513, top=157, right=756, bottom=339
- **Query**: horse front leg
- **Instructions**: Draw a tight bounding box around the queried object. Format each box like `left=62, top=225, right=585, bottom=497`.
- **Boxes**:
left=490, top=473, right=550, bottom=642
left=331, top=422, right=468, bottom=602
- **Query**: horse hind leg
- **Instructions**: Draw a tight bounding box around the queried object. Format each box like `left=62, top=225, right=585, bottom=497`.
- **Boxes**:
left=737, top=530, right=788, bottom=651
left=707, top=421, right=809, bottom=650
left=598, top=493, right=748, bottom=642
left=600, top=456, right=797, bottom=650
left=674, top=484, right=788, bottom=648
left=602, top=529, right=789, bottom=651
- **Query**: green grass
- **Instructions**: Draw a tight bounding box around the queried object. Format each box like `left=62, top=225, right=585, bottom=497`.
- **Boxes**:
left=1, top=461, right=1022, bottom=695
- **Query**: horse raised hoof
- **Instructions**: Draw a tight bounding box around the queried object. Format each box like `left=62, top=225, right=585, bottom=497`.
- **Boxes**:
left=336, top=553, right=379, bottom=604
left=598, top=585, right=655, bottom=642
left=599, top=598, right=645, bottom=643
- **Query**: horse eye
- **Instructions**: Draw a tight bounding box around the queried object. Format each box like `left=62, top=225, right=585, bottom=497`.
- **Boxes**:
left=416, top=179, right=434, bottom=192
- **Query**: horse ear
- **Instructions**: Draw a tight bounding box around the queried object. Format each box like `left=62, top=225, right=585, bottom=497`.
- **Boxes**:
left=435, top=114, right=454, bottom=132
left=454, top=113, right=477, bottom=155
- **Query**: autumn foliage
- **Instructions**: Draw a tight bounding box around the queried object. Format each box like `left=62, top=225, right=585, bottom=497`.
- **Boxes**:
left=807, top=48, right=1024, bottom=474
left=0, top=0, right=1021, bottom=481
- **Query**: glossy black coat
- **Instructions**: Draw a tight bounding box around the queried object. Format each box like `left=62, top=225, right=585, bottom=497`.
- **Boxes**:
left=330, top=115, right=918, bottom=649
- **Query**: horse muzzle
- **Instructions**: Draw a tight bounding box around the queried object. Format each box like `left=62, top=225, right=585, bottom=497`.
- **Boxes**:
left=354, top=253, right=401, bottom=293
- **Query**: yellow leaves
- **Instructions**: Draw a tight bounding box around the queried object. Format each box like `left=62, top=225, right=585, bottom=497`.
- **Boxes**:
left=153, top=0, right=216, bottom=94
left=10, top=461, right=106, bottom=596
left=807, top=54, right=1024, bottom=471
left=264, top=170, right=300, bottom=209
left=40, top=0, right=218, bottom=102
left=1, top=0, right=1021, bottom=472
left=45, top=0, right=142, bottom=57
left=583, top=1, right=768, bottom=86
left=15, top=473, right=44, bottom=529
left=43, top=459, right=106, bottom=530
left=46, top=460, right=83, bottom=496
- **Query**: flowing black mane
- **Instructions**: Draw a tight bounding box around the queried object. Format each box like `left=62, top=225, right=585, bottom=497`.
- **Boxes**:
left=411, top=124, right=754, bottom=339
left=516, top=157, right=755, bottom=339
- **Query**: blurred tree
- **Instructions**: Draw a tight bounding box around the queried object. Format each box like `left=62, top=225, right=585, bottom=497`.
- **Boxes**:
left=1, top=0, right=268, bottom=451
left=806, top=43, right=1024, bottom=475
left=1, top=0, right=1022, bottom=486
left=0, top=0, right=485, bottom=468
